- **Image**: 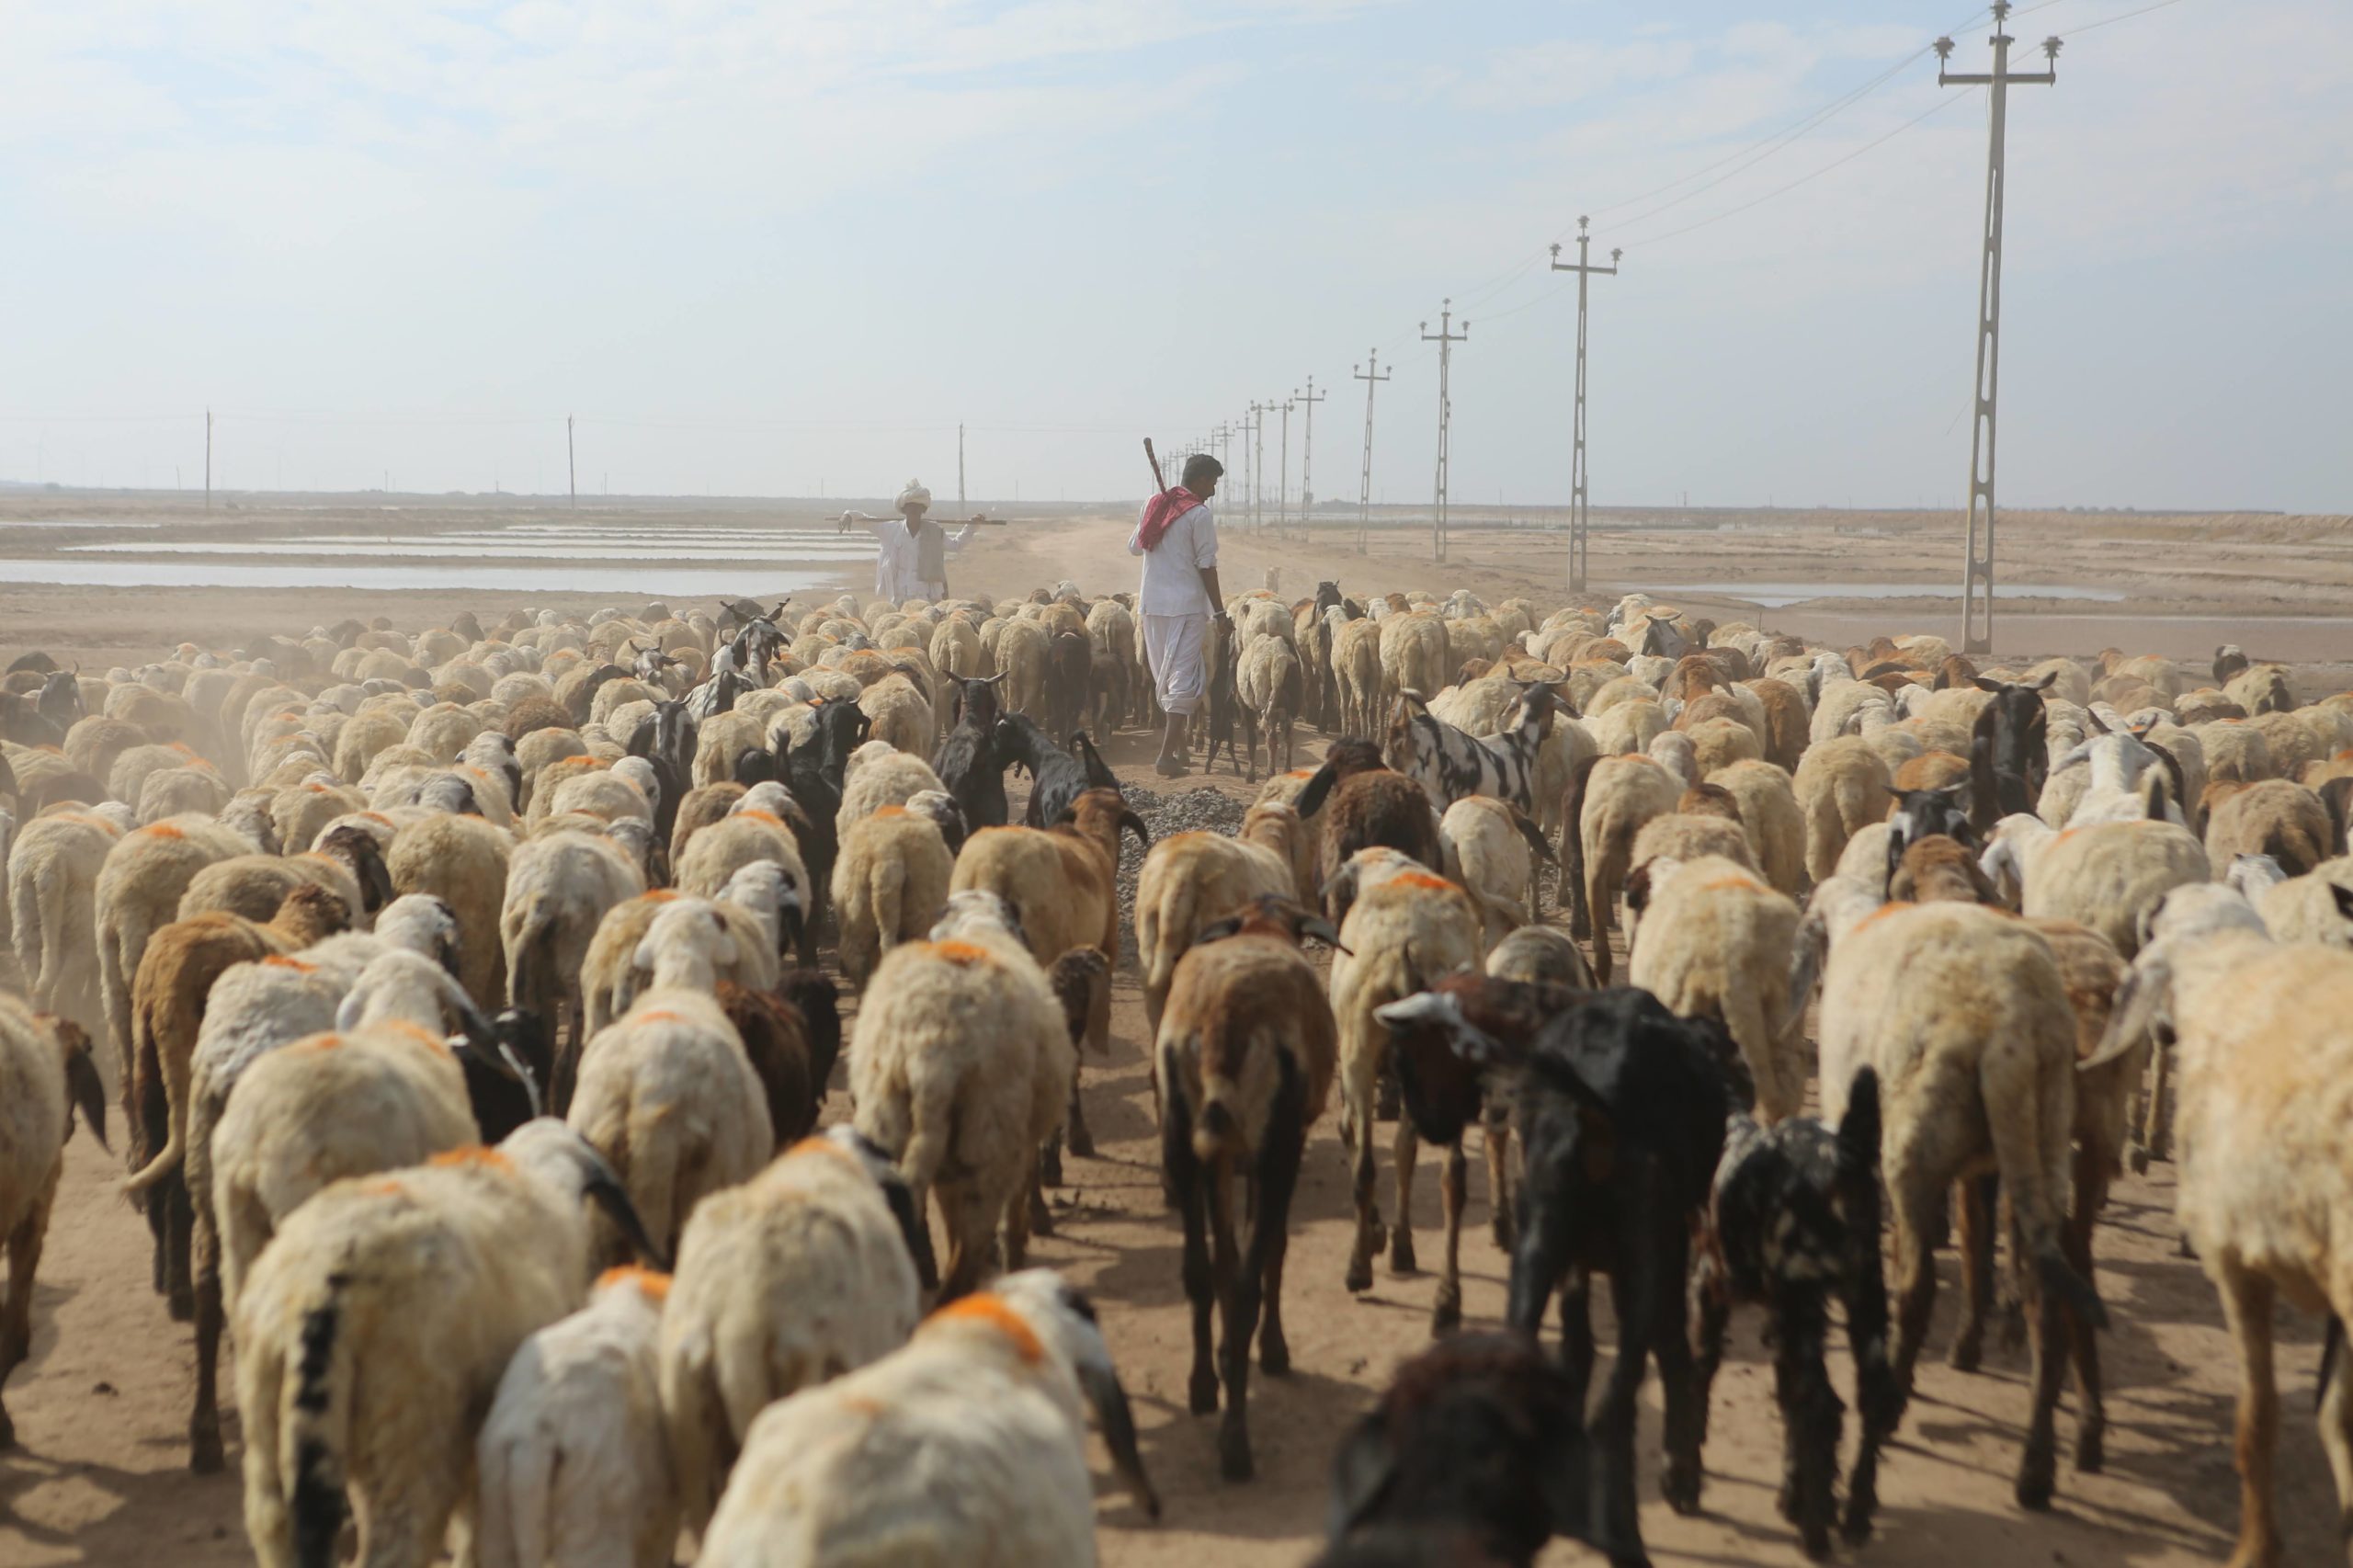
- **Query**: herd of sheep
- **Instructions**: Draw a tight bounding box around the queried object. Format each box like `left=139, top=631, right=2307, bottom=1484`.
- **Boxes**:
left=0, top=579, right=2347, bottom=1568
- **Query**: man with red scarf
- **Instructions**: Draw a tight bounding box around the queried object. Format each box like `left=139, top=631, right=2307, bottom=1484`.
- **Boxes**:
left=1128, top=452, right=1228, bottom=777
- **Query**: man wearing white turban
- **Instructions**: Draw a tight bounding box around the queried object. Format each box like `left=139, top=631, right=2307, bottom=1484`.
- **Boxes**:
left=843, top=480, right=973, bottom=601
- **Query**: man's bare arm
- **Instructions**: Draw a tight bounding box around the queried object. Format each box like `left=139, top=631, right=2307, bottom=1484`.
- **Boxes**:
left=1199, top=564, right=1226, bottom=619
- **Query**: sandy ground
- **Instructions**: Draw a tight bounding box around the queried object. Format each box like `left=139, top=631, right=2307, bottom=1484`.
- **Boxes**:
left=0, top=493, right=2344, bottom=1565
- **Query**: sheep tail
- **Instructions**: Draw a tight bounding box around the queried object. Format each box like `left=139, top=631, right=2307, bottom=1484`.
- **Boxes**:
left=476, top=1420, right=552, bottom=1568
left=1836, top=1067, right=1880, bottom=1179
left=1192, top=1030, right=1244, bottom=1165
left=509, top=895, right=560, bottom=1019
left=8, top=858, right=44, bottom=997
left=285, top=1270, right=354, bottom=1568
left=870, top=861, right=904, bottom=951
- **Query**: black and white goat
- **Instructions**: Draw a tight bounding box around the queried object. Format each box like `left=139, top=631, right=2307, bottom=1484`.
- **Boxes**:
left=1694, top=1066, right=1901, bottom=1560
left=1384, top=684, right=1557, bottom=815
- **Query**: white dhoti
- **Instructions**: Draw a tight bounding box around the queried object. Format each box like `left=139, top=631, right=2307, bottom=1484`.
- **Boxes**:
left=1143, top=612, right=1210, bottom=716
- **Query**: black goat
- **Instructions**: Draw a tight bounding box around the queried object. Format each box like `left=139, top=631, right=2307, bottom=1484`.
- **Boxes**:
left=1200, top=618, right=1242, bottom=776
left=932, top=672, right=1012, bottom=830
left=1317, top=1332, right=1625, bottom=1568
left=1383, top=979, right=1729, bottom=1562
left=998, top=716, right=1120, bottom=829
left=1695, top=1068, right=1899, bottom=1559
left=1968, top=670, right=2056, bottom=832
left=1884, top=783, right=1977, bottom=892
left=460, top=1006, right=551, bottom=1144
left=1045, top=630, right=1093, bottom=747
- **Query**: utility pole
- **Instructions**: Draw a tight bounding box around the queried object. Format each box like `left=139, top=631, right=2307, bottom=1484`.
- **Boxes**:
left=1297, top=376, right=1326, bottom=540
left=567, top=415, right=576, bottom=508
left=1277, top=393, right=1295, bottom=539
left=1550, top=217, right=1619, bottom=596
left=203, top=408, right=212, bottom=510
left=1421, top=300, right=1468, bottom=564
left=1353, top=350, right=1390, bottom=556
left=958, top=423, right=966, bottom=511
left=1936, top=2, right=2060, bottom=654
left=1248, top=402, right=1267, bottom=532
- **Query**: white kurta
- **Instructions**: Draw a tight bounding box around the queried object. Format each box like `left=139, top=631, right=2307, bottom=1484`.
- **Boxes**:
left=856, top=517, right=973, bottom=600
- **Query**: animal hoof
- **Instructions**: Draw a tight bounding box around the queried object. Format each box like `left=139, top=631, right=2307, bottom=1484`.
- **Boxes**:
left=1219, top=1422, right=1255, bottom=1483
left=1664, top=1462, right=1703, bottom=1516
left=1345, top=1256, right=1373, bottom=1294
left=1388, top=1234, right=1417, bottom=1276
left=1491, top=1211, right=1517, bottom=1252
left=2015, top=1451, right=2057, bottom=1512
left=1777, top=1479, right=1800, bottom=1523
left=2125, top=1142, right=2151, bottom=1176
left=1067, top=1126, right=1096, bottom=1160
left=1189, top=1369, right=1220, bottom=1415
left=1801, top=1522, right=1833, bottom=1561
left=2076, top=1423, right=2106, bottom=1475
left=189, top=1428, right=224, bottom=1475
left=1431, top=1289, right=1461, bottom=1336
left=1261, top=1337, right=1291, bottom=1378
left=1040, top=1152, right=1063, bottom=1188
left=1840, top=1505, right=1877, bottom=1546
left=1948, top=1333, right=1984, bottom=1374
left=168, top=1288, right=196, bottom=1325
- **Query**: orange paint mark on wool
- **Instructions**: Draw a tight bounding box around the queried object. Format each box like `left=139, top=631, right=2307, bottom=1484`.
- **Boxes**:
left=930, top=1294, right=1044, bottom=1365
left=930, top=940, right=993, bottom=966
left=296, top=1033, right=346, bottom=1052
left=562, top=756, right=596, bottom=767
left=1852, top=902, right=1915, bottom=935
left=144, top=824, right=186, bottom=841
left=598, top=1265, right=671, bottom=1301
left=263, top=956, right=317, bottom=972
left=739, top=810, right=785, bottom=827
left=877, top=805, right=908, bottom=818
left=790, top=1135, right=856, bottom=1165
left=429, top=1146, right=513, bottom=1173
left=644, top=889, right=682, bottom=903
left=1395, top=871, right=1454, bottom=892
left=1699, top=874, right=1762, bottom=893
left=634, top=1009, right=686, bottom=1025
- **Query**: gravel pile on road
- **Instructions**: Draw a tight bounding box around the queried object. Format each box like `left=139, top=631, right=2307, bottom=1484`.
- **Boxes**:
left=1112, top=783, right=1251, bottom=960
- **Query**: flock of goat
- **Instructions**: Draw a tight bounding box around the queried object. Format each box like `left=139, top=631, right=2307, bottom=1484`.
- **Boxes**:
left=0, top=578, right=2345, bottom=1568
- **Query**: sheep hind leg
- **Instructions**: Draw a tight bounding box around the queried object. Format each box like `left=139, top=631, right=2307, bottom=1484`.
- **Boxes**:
left=1208, top=1156, right=1253, bottom=1480
left=1949, top=1174, right=1997, bottom=1372
left=1166, top=1098, right=1219, bottom=1416
left=2067, top=1150, right=2110, bottom=1474
left=2015, top=1257, right=2065, bottom=1511
left=1884, top=1142, right=1942, bottom=1394
left=1773, top=1290, right=1841, bottom=1560
left=0, top=1208, right=46, bottom=1450
left=1483, top=1104, right=1516, bottom=1252
left=165, top=1174, right=195, bottom=1324
left=2318, top=1312, right=2353, bottom=1560
left=1388, top=1116, right=1419, bottom=1276
left=1431, top=1140, right=1465, bottom=1334
left=2214, top=1261, right=2284, bottom=1568
left=1558, top=1267, right=1597, bottom=1418
left=1690, top=1251, right=1731, bottom=1449
left=1651, top=1250, right=1707, bottom=1516
left=1064, top=1069, right=1095, bottom=1160
left=1343, top=1107, right=1383, bottom=1294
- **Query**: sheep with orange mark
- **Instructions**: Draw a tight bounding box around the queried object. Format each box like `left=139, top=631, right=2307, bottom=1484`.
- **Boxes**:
left=1328, top=867, right=1483, bottom=1324
left=1134, top=805, right=1302, bottom=1034
left=697, top=1268, right=1157, bottom=1567
left=1438, top=795, right=1554, bottom=949
left=1978, top=813, right=2210, bottom=960
left=233, top=1120, right=663, bottom=1568
left=1706, top=756, right=1808, bottom=898
left=566, top=986, right=774, bottom=1266
left=1793, top=735, right=1892, bottom=890
left=0, top=996, right=108, bottom=1450
left=7, top=808, right=128, bottom=1044
left=848, top=895, right=1074, bottom=1300
left=836, top=738, right=946, bottom=824
left=387, top=810, right=516, bottom=1012
left=1563, top=752, right=1681, bottom=980
left=658, top=1127, right=927, bottom=1534
left=1627, top=855, right=1806, bottom=1122
left=674, top=807, right=809, bottom=903
left=474, top=1267, right=678, bottom=1568
left=831, top=804, right=955, bottom=990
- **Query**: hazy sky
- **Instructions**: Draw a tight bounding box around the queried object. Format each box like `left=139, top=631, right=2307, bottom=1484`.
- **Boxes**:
left=5, top=0, right=2347, bottom=510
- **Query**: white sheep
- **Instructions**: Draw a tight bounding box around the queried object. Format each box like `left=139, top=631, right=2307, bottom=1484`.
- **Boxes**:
left=1134, top=812, right=1298, bottom=1033
left=96, top=814, right=257, bottom=1074
left=849, top=895, right=1072, bottom=1301
left=696, top=1268, right=1158, bottom=1567
left=1628, top=855, right=1805, bottom=1122
left=1980, top=812, right=2210, bottom=960
left=233, top=1120, right=660, bottom=1568
left=1438, top=794, right=1548, bottom=948
left=658, top=1127, right=926, bottom=1532
left=501, top=826, right=646, bottom=1104
left=6, top=809, right=125, bottom=1043
left=830, top=805, right=954, bottom=990
left=567, top=986, right=774, bottom=1264
left=473, top=1266, right=676, bottom=1568
left=1792, top=735, right=1890, bottom=888
left=836, top=739, right=946, bottom=824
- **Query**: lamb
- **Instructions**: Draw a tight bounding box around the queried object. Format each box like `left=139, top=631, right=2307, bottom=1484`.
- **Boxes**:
left=1134, top=810, right=1301, bottom=1033
left=1812, top=900, right=2108, bottom=1507
left=1375, top=983, right=1730, bottom=1557
left=1155, top=895, right=1339, bottom=1480
left=0, top=999, right=107, bottom=1449
left=96, top=814, right=258, bottom=1078
left=658, top=1126, right=927, bottom=1532
left=1792, top=735, right=1891, bottom=888
left=1563, top=753, right=1681, bottom=982
left=474, top=1267, right=676, bottom=1568
left=501, top=827, right=647, bottom=1110
left=1627, top=854, right=1805, bottom=1122
left=695, top=1269, right=1158, bottom=1566
left=1706, top=756, right=1807, bottom=897
left=1329, top=868, right=1483, bottom=1324
left=835, top=738, right=946, bottom=824
left=1316, top=1333, right=1618, bottom=1568
left=566, top=986, right=776, bottom=1265
left=2084, top=904, right=2353, bottom=1566
left=1693, top=1069, right=1899, bottom=1558
left=848, top=895, right=1073, bottom=1300
left=1234, top=632, right=1303, bottom=782
left=232, top=1121, right=663, bottom=1568
left=831, top=805, right=956, bottom=988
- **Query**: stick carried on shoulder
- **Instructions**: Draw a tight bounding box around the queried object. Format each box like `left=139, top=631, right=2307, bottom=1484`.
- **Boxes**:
left=1142, top=437, right=1169, bottom=497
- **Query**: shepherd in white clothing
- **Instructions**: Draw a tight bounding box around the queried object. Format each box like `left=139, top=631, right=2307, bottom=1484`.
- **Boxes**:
left=840, top=480, right=974, bottom=602
left=1129, top=453, right=1228, bottom=777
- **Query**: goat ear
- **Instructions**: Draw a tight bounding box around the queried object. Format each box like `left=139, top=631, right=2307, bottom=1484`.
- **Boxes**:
left=1298, top=914, right=1348, bottom=952
left=2332, top=882, right=2353, bottom=922
left=1192, top=915, right=1245, bottom=947
left=1118, top=809, right=1151, bottom=850
left=1292, top=759, right=1341, bottom=819
left=1324, top=1415, right=1399, bottom=1541
left=2026, top=668, right=2059, bottom=692
left=2085, top=707, right=2111, bottom=734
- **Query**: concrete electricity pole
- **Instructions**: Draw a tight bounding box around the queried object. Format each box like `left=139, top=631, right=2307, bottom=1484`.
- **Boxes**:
left=1421, top=300, right=1468, bottom=564
left=1249, top=402, right=1267, bottom=531
left=1297, top=376, right=1326, bottom=540
left=567, top=415, right=577, bottom=508
left=204, top=408, right=213, bottom=510
left=1277, top=392, right=1295, bottom=539
left=958, top=423, right=966, bottom=511
left=1353, top=350, right=1391, bottom=556
left=1936, top=2, right=2060, bottom=654
left=1550, top=217, right=1619, bottom=596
